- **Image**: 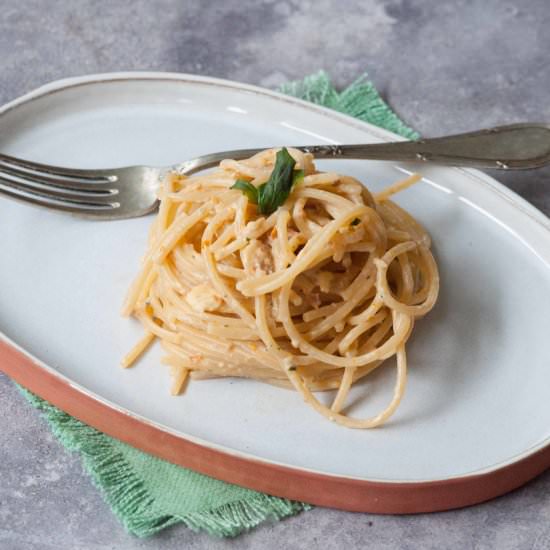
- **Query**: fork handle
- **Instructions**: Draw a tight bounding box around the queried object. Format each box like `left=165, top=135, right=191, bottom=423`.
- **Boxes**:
left=303, top=123, right=550, bottom=169
left=177, top=123, right=550, bottom=174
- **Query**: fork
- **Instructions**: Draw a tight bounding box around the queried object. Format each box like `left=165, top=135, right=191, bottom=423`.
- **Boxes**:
left=1, top=123, right=549, bottom=220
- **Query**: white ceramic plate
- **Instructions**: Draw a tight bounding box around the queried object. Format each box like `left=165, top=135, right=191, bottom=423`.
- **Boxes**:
left=1, top=73, right=549, bottom=512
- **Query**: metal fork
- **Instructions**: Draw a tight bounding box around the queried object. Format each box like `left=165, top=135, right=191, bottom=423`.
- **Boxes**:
left=1, top=123, right=550, bottom=220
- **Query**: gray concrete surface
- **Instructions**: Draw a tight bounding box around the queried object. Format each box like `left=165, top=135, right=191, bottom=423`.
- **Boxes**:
left=1, top=0, right=550, bottom=548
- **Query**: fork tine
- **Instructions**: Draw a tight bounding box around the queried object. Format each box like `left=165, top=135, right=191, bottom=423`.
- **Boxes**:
left=0, top=163, right=115, bottom=192
left=0, top=176, right=119, bottom=207
left=0, top=152, right=114, bottom=182
left=0, top=185, right=117, bottom=217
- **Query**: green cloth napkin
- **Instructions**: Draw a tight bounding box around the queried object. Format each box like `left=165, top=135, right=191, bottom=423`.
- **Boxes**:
left=17, top=71, right=417, bottom=538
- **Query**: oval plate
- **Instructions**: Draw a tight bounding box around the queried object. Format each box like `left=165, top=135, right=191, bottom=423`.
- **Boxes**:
left=1, top=73, right=549, bottom=513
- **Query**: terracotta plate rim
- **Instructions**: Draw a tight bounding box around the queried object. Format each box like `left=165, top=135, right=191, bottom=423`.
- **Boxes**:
left=3, top=329, right=549, bottom=485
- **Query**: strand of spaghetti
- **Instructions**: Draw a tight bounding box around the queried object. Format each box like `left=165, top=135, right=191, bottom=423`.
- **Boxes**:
left=255, top=294, right=294, bottom=370
left=374, top=173, right=422, bottom=202
left=285, top=340, right=408, bottom=429
left=208, top=223, right=236, bottom=253
left=397, top=252, right=414, bottom=302
left=374, top=242, right=439, bottom=316
left=234, top=195, right=249, bottom=237
left=220, top=160, right=272, bottom=179
left=275, top=209, right=292, bottom=269
left=136, top=311, right=180, bottom=343
left=135, top=267, right=160, bottom=312
left=293, top=186, right=358, bottom=209
left=338, top=310, right=388, bottom=355
left=171, top=366, right=189, bottom=395
left=302, top=172, right=341, bottom=187
left=348, top=294, right=385, bottom=325
left=330, top=367, right=354, bottom=413
left=216, top=264, right=246, bottom=279
left=188, top=363, right=286, bottom=381
left=206, top=325, right=260, bottom=340
left=387, top=229, right=412, bottom=242
left=302, top=303, right=340, bottom=322
left=377, top=199, right=431, bottom=246
left=120, top=331, right=155, bottom=369
left=292, top=198, right=314, bottom=237
left=156, top=175, right=175, bottom=230
left=166, top=189, right=225, bottom=203
left=357, top=314, right=394, bottom=354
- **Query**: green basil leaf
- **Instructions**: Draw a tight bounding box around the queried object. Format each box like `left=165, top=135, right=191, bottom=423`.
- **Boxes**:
left=231, top=179, right=258, bottom=204
left=257, top=147, right=297, bottom=215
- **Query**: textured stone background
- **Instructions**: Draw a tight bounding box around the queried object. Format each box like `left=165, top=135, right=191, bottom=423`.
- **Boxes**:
left=1, top=1, right=550, bottom=548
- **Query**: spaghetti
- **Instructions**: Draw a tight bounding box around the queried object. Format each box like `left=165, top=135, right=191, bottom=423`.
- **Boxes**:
left=122, top=148, right=439, bottom=428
